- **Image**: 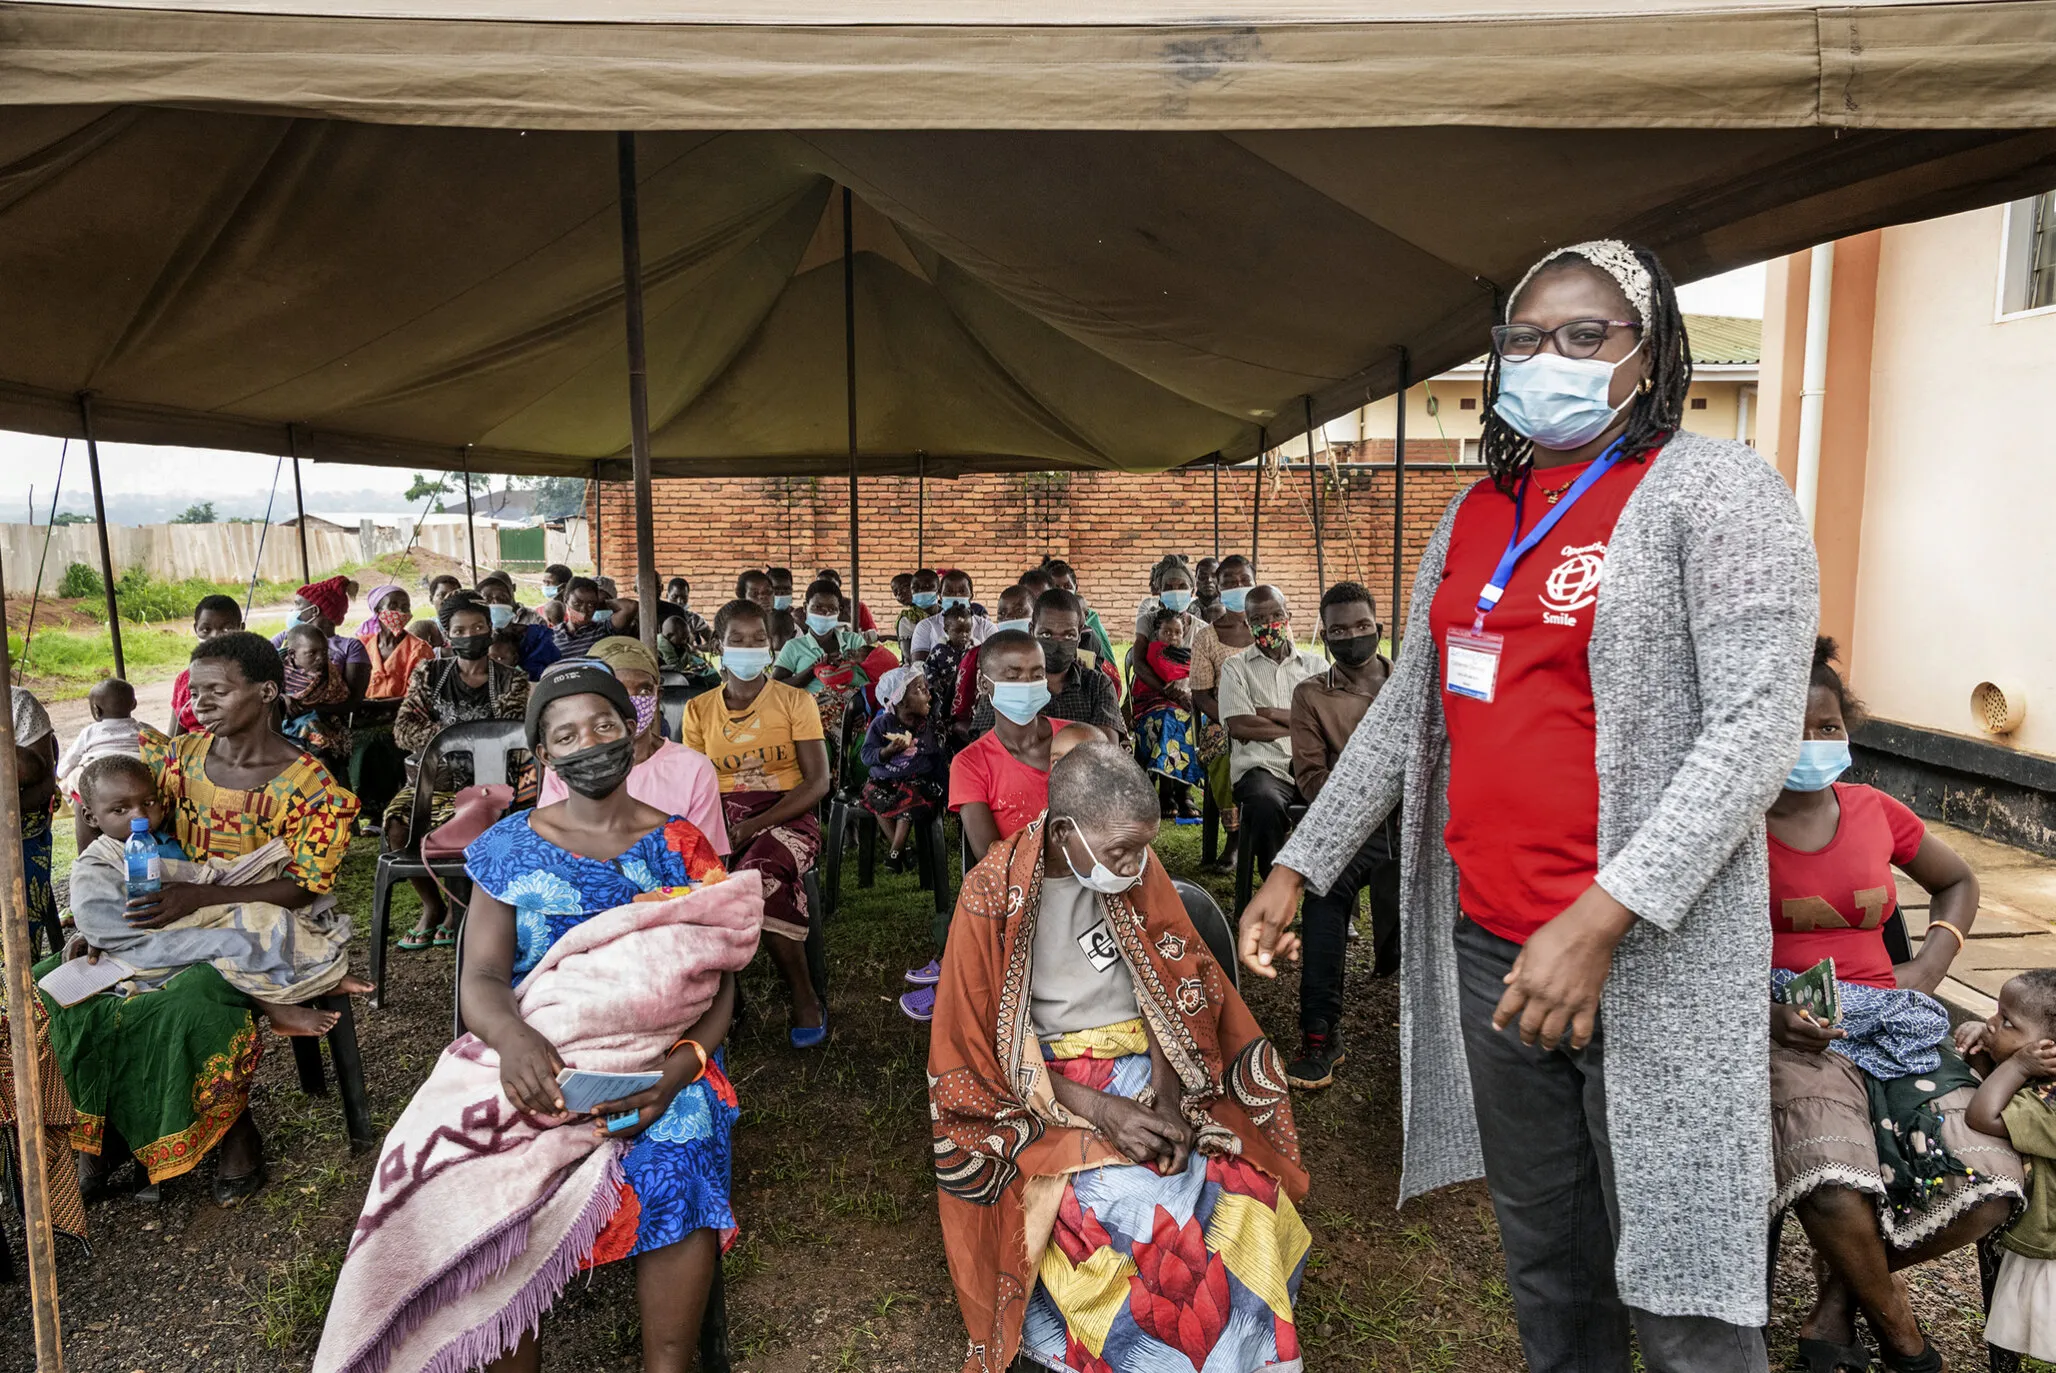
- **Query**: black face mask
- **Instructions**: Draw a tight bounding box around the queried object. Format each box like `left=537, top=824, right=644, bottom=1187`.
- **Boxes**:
left=448, top=632, right=492, bottom=662
left=1327, top=633, right=1380, bottom=668
left=549, top=736, right=635, bottom=800
left=1038, top=638, right=1079, bottom=675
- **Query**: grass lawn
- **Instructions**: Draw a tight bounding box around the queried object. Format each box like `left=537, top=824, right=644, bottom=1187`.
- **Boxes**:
left=3, top=819, right=2035, bottom=1370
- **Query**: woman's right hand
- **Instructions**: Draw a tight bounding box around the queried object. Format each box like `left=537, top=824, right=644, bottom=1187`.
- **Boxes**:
left=1770, top=1001, right=1845, bottom=1054
left=498, top=1023, right=568, bottom=1116
left=1093, top=1095, right=1189, bottom=1170
left=1238, top=867, right=1305, bottom=978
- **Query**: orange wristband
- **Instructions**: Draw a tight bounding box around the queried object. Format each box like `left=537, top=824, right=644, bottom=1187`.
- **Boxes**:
left=669, top=1038, right=709, bottom=1085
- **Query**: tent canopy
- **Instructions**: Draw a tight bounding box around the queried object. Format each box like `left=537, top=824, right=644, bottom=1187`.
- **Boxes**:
left=1, top=1, right=2054, bottom=478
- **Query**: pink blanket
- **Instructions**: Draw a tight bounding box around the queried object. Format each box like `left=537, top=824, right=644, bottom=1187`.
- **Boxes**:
left=314, top=873, right=765, bottom=1373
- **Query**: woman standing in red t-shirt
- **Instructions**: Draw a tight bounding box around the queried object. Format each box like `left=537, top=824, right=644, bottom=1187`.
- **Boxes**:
left=1767, top=640, right=2019, bottom=1373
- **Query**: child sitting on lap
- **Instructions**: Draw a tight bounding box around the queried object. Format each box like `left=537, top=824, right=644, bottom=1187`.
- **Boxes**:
left=1963, top=968, right=2056, bottom=1363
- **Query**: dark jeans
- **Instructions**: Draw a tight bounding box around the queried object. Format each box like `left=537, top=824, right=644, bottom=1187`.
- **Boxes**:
left=1453, top=917, right=1767, bottom=1373
left=1232, top=767, right=1301, bottom=882
left=1299, top=818, right=1399, bottom=1032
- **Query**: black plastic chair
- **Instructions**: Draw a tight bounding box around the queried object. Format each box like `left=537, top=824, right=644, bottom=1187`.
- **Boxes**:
left=288, top=994, right=376, bottom=1153
left=660, top=681, right=718, bottom=743
left=1234, top=801, right=1307, bottom=917
left=369, top=717, right=529, bottom=1009
left=1171, top=878, right=1240, bottom=992
left=451, top=918, right=733, bottom=1372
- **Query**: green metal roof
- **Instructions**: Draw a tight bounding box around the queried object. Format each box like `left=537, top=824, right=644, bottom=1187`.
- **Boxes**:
left=1685, top=314, right=1762, bottom=365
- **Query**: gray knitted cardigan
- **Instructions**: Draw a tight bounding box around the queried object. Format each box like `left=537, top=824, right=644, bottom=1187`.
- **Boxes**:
left=1276, top=431, right=1817, bottom=1325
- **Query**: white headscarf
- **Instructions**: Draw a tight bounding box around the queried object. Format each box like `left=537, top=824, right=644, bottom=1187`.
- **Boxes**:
left=876, top=664, right=920, bottom=712
left=1510, top=239, right=1653, bottom=325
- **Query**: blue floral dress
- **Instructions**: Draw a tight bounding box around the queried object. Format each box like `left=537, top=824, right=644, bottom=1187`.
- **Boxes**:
left=465, top=813, right=739, bottom=1261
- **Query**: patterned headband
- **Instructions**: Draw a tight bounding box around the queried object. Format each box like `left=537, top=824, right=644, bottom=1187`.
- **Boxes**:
left=1509, top=239, right=1654, bottom=325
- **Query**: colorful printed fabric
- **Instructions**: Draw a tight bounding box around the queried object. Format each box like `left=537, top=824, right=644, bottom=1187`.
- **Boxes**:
left=1020, top=1020, right=1310, bottom=1373
left=1138, top=706, right=1205, bottom=787
left=140, top=732, right=358, bottom=894
left=0, top=986, right=88, bottom=1240
left=38, top=959, right=262, bottom=1184
left=929, top=819, right=1307, bottom=1373
left=21, top=806, right=55, bottom=946
left=720, top=790, right=820, bottom=943
left=464, top=812, right=735, bottom=1264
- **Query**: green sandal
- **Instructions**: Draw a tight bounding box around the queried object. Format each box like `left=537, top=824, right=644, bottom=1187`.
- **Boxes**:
left=397, top=926, right=436, bottom=952
left=432, top=926, right=457, bottom=949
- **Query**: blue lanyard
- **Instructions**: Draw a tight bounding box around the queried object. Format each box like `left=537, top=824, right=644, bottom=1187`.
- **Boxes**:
left=1472, top=437, right=1627, bottom=631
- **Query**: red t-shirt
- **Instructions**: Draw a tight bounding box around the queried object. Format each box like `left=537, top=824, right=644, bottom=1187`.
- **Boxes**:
left=1768, top=783, right=1926, bottom=989
left=1429, top=454, right=1654, bottom=944
left=948, top=719, right=1072, bottom=841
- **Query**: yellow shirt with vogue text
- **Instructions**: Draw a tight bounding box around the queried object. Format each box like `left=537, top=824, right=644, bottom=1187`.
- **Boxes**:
left=679, top=680, right=824, bottom=794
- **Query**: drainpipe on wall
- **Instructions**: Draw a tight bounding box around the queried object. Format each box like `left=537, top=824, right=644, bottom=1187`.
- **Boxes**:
left=1794, top=242, right=1835, bottom=531
left=1736, top=384, right=1754, bottom=446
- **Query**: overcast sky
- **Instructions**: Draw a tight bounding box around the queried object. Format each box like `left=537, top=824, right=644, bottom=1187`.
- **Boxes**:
left=0, top=263, right=1767, bottom=521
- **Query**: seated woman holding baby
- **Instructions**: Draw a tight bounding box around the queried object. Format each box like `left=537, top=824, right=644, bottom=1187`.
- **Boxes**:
left=41, top=632, right=365, bottom=1206
left=314, top=663, right=759, bottom=1373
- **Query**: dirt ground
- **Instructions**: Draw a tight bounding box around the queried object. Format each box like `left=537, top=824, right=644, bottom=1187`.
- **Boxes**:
left=0, top=825, right=2032, bottom=1371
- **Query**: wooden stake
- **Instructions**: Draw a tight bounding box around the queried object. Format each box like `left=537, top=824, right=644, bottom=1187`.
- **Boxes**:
left=617, top=132, right=661, bottom=657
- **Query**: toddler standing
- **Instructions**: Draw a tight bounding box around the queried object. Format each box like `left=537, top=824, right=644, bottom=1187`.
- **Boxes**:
left=1962, top=968, right=2056, bottom=1362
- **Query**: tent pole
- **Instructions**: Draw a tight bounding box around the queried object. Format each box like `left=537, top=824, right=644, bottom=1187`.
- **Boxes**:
left=1211, top=454, right=1220, bottom=560
left=617, top=132, right=661, bottom=656
left=1304, top=397, right=1325, bottom=594
left=916, top=452, right=925, bottom=569
left=590, top=473, right=602, bottom=576
left=461, top=446, right=479, bottom=585
left=77, top=393, right=124, bottom=679
left=289, top=428, right=310, bottom=585
left=1392, top=349, right=1409, bottom=648
left=843, top=186, right=861, bottom=615
left=0, top=549, right=69, bottom=1372
left=1250, top=427, right=1266, bottom=572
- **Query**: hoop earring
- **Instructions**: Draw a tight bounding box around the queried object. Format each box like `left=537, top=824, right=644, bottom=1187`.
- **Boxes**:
left=1638, top=376, right=1653, bottom=395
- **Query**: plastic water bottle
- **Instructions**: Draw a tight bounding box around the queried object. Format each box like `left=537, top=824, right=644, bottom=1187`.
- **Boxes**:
left=124, top=817, right=162, bottom=901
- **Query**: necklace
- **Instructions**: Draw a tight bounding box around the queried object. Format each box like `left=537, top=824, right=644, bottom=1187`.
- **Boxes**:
left=1536, top=475, right=1579, bottom=506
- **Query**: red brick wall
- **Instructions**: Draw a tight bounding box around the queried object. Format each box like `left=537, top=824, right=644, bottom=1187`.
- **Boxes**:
left=593, top=447, right=1475, bottom=638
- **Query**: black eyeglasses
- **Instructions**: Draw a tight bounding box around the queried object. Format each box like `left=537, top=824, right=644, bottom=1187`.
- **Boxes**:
left=1491, top=319, right=1641, bottom=361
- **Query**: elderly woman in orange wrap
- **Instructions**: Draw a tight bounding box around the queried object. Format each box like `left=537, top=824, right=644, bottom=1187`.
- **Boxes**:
left=929, top=741, right=1309, bottom=1373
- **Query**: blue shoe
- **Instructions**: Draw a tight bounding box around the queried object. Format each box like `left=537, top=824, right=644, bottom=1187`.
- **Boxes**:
left=789, top=1011, right=829, bottom=1049
left=899, top=986, right=936, bottom=1022
left=904, top=958, right=941, bottom=987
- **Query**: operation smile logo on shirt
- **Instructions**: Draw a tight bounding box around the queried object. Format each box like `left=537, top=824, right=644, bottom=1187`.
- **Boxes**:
left=1539, top=540, right=1609, bottom=627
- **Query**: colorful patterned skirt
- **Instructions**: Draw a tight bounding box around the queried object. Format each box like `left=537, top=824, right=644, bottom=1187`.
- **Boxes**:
left=1137, top=707, right=1204, bottom=786
left=37, top=959, right=263, bottom=1185
left=582, top=1051, right=741, bottom=1267
left=21, top=807, right=56, bottom=952
left=721, top=790, right=822, bottom=943
left=1020, top=1020, right=1310, bottom=1373
left=860, top=774, right=946, bottom=825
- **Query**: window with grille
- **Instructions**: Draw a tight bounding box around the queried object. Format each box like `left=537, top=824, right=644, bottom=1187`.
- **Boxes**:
left=2001, top=191, right=2056, bottom=315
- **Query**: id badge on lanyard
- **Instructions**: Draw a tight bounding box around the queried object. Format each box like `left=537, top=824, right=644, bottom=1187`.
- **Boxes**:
left=1445, top=439, right=1624, bottom=705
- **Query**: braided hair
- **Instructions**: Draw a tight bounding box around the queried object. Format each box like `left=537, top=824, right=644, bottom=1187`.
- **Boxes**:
left=1479, top=243, right=1693, bottom=494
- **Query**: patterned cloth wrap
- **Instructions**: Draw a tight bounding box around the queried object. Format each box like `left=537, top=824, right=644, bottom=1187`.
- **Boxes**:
left=929, top=818, right=1309, bottom=1373
left=1770, top=967, right=1951, bottom=1081
left=1137, top=706, right=1204, bottom=787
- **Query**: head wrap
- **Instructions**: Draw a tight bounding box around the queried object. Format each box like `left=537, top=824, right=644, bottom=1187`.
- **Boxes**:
left=436, top=590, right=489, bottom=633
left=297, top=575, right=348, bottom=624
left=875, top=664, right=919, bottom=711
left=524, top=662, right=633, bottom=750
left=586, top=634, right=659, bottom=680
left=367, top=584, right=405, bottom=612
left=1509, top=239, right=1654, bottom=327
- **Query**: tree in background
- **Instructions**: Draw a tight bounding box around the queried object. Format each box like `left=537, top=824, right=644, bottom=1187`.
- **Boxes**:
left=405, top=472, right=451, bottom=514
left=171, top=500, right=217, bottom=524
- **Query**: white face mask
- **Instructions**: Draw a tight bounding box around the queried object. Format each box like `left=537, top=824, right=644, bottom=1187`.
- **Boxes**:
left=1492, top=339, right=1644, bottom=450
left=1061, top=820, right=1145, bottom=895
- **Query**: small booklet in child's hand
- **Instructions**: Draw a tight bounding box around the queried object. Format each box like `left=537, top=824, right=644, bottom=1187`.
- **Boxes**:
left=37, top=955, right=136, bottom=1007
left=1780, top=956, right=1840, bottom=1026
left=555, top=1068, right=663, bottom=1115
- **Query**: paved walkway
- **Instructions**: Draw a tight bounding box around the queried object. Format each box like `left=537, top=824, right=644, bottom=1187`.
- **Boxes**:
left=1904, top=822, right=2056, bottom=1017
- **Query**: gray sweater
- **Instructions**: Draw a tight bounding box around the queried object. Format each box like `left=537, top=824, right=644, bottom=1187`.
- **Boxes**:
left=1276, top=430, right=1817, bottom=1325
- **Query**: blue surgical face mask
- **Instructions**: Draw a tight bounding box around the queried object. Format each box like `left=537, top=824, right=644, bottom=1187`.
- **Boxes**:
left=941, top=595, right=969, bottom=611
left=544, top=583, right=562, bottom=599
left=806, top=612, right=842, bottom=636
left=1784, top=739, right=1852, bottom=793
left=1219, top=586, right=1250, bottom=613
left=721, top=646, right=773, bottom=681
left=1158, top=589, right=1194, bottom=613
left=912, top=591, right=940, bottom=609
left=488, top=603, right=514, bottom=629
left=988, top=678, right=1051, bottom=726
left=591, top=608, right=613, bottom=626
left=771, top=594, right=793, bottom=611
left=1492, top=340, right=1644, bottom=451
left=994, top=617, right=1031, bottom=635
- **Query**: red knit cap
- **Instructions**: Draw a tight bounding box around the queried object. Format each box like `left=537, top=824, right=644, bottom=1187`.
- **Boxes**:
left=298, top=575, right=348, bottom=624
